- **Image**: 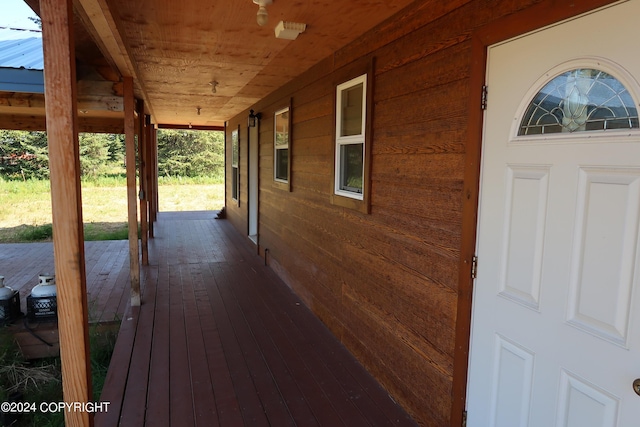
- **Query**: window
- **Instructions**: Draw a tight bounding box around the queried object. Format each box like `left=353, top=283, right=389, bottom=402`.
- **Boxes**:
left=519, top=68, right=639, bottom=135
left=274, top=107, right=290, bottom=183
left=335, top=74, right=367, bottom=200
left=231, top=128, right=239, bottom=202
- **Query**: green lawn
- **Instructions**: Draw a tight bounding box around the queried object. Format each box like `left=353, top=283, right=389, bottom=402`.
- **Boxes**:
left=0, top=178, right=225, bottom=243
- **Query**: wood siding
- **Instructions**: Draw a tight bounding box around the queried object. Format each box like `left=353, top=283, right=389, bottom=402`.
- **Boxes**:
left=224, top=1, right=615, bottom=425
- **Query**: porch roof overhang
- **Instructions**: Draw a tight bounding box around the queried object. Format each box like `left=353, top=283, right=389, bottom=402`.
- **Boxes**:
left=6, top=0, right=416, bottom=132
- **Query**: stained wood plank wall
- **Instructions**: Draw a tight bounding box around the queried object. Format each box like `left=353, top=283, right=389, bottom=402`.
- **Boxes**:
left=224, top=1, right=611, bottom=425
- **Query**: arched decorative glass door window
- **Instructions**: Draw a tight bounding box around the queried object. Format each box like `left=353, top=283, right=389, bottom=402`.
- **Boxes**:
left=518, top=68, right=639, bottom=135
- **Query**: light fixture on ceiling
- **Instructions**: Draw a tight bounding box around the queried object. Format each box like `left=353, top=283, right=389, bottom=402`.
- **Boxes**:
left=253, top=0, right=272, bottom=27
left=274, top=21, right=306, bottom=40
left=209, top=80, right=218, bottom=94
left=196, top=107, right=201, bottom=116
left=248, top=109, right=262, bottom=127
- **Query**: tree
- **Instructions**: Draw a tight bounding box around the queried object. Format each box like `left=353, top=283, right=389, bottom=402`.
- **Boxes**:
left=157, top=130, right=224, bottom=178
left=0, top=128, right=224, bottom=181
left=27, top=17, right=42, bottom=29
left=78, top=133, right=112, bottom=177
left=105, top=133, right=125, bottom=164
left=0, top=131, right=126, bottom=180
left=0, top=130, right=49, bottom=180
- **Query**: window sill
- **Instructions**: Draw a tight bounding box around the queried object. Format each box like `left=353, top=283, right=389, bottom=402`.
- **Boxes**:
left=330, top=193, right=369, bottom=214
left=273, top=180, right=291, bottom=192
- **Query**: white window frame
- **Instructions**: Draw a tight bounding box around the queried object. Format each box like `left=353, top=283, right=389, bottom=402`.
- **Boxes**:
left=334, top=74, right=367, bottom=200
left=274, top=106, right=290, bottom=183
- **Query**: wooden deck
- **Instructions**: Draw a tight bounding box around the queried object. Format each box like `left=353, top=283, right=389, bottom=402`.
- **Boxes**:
left=0, top=239, right=130, bottom=324
left=95, top=212, right=418, bottom=427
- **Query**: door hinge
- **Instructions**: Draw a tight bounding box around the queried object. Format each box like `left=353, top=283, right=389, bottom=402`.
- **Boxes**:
left=471, top=256, right=478, bottom=280
left=481, top=85, right=488, bottom=110
left=462, top=410, right=467, bottom=427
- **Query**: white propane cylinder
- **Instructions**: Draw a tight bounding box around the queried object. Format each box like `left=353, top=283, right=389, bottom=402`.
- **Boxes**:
left=0, top=276, right=15, bottom=300
left=31, top=274, right=57, bottom=297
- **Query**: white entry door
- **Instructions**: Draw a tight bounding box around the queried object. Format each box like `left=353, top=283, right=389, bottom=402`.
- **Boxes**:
left=467, top=1, right=640, bottom=426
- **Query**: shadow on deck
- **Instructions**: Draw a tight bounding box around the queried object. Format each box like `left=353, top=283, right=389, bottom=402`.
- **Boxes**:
left=96, top=211, right=418, bottom=426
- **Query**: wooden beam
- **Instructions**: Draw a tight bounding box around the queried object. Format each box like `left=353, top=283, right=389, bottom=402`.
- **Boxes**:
left=146, top=117, right=155, bottom=238
left=76, top=79, right=123, bottom=97
left=0, top=90, right=123, bottom=113
left=78, top=116, right=124, bottom=133
left=73, top=0, right=132, bottom=75
left=0, top=113, right=46, bottom=131
left=139, top=102, right=149, bottom=266
left=124, top=76, right=140, bottom=306
left=152, top=124, right=158, bottom=223
left=0, top=113, right=124, bottom=133
left=157, top=123, right=225, bottom=131
left=73, top=0, right=156, bottom=121
left=40, top=1, right=93, bottom=426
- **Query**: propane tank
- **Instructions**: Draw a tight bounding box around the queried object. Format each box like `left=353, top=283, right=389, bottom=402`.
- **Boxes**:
left=31, top=274, right=57, bottom=297
left=0, top=276, right=16, bottom=300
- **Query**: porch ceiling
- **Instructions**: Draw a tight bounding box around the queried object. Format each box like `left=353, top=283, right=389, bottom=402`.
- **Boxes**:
left=26, top=0, right=416, bottom=128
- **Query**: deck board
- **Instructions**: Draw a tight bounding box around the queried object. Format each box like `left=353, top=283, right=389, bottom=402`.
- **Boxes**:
left=144, top=263, right=171, bottom=427
left=0, top=240, right=130, bottom=323
left=237, top=266, right=369, bottom=425
left=84, top=211, right=418, bottom=427
left=197, top=262, right=242, bottom=427
left=98, top=305, right=139, bottom=427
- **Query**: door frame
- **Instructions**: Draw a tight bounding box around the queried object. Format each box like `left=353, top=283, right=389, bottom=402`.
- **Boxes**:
left=248, top=120, right=259, bottom=244
left=451, top=0, right=620, bottom=425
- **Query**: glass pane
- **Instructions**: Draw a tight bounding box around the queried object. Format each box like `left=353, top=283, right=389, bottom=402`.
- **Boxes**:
left=232, top=131, right=239, bottom=166
left=232, top=167, right=238, bottom=199
left=340, top=143, right=363, bottom=193
left=518, top=68, right=639, bottom=135
left=275, top=148, right=288, bottom=181
left=341, top=83, right=364, bottom=137
left=275, top=110, right=289, bottom=147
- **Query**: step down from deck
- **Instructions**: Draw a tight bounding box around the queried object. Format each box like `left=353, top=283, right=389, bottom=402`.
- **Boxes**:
left=10, top=320, right=60, bottom=359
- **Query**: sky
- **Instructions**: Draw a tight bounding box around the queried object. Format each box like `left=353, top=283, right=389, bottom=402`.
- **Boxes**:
left=0, top=0, right=41, bottom=40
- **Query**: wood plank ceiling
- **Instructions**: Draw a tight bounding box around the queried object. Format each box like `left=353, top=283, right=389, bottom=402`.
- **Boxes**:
left=22, top=0, right=417, bottom=129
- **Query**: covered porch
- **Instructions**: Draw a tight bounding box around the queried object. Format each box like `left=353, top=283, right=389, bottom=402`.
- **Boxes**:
left=94, top=211, right=417, bottom=426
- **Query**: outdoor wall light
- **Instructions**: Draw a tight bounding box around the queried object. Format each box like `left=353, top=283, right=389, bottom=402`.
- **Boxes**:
left=248, top=109, right=262, bottom=127
left=253, top=0, right=272, bottom=27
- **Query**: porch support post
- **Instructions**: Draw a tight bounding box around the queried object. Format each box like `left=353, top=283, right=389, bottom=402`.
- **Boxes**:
left=124, top=76, right=141, bottom=306
left=138, top=102, right=149, bottom=265
left=145, top=116, right=155, bottom=238
left=40, top=0, right=93, bottom=425
left=150, top=125, right=159, bottom=227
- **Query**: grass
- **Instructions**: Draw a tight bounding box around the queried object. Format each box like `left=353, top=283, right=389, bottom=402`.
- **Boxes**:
left=0, top=321, right=118, bottom=427
left=0, top=177, right=225, bottom=243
